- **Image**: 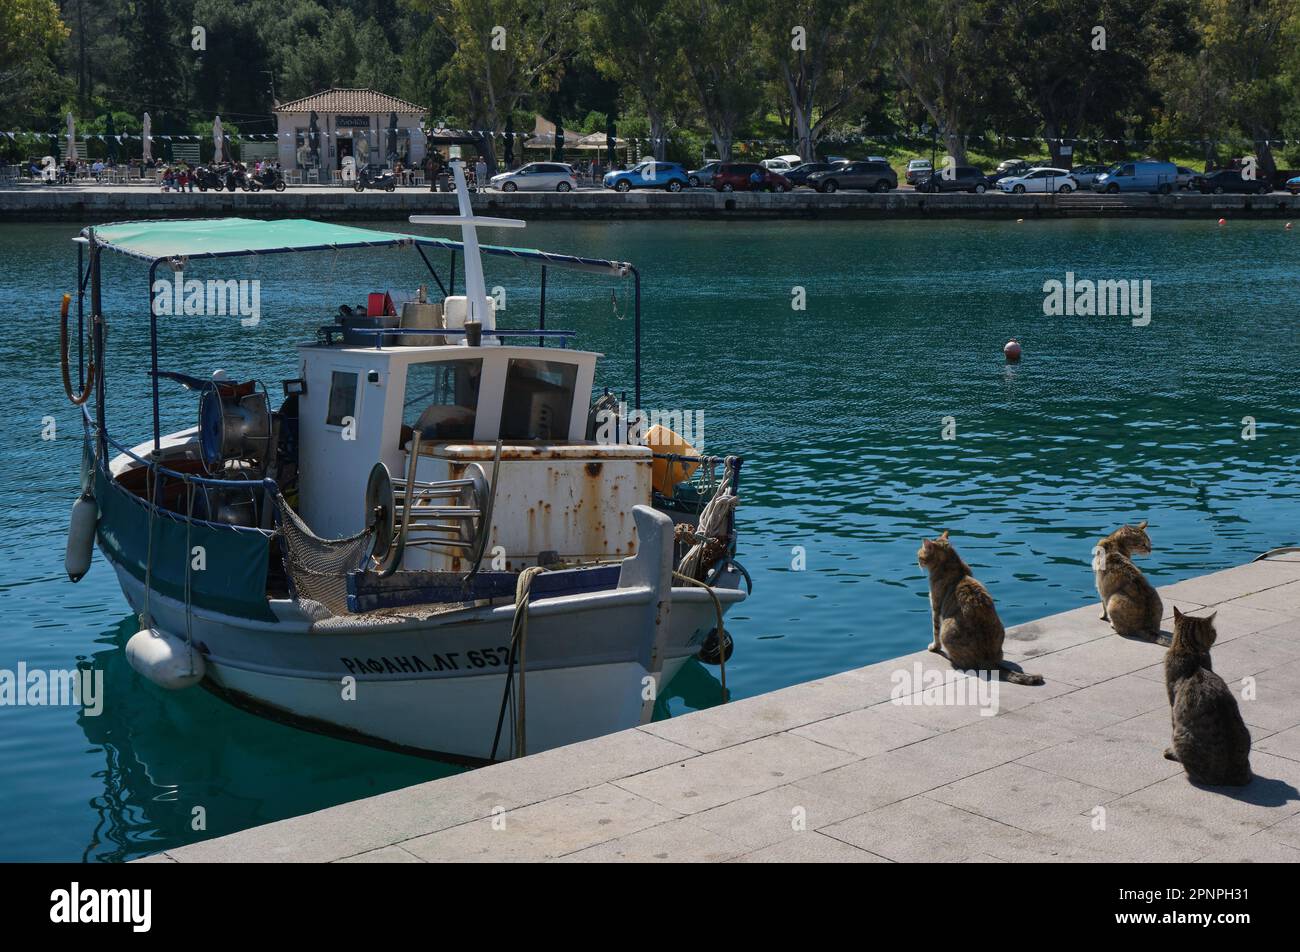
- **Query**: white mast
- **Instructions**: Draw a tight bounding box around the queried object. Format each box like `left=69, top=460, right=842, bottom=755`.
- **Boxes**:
left=409, top=160, right=525, bottom=332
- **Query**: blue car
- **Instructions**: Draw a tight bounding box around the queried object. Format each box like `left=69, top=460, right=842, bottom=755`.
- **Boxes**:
left=603, top=159, right=690, bottom=193
left=1287, top=175, right=1300, bottom=195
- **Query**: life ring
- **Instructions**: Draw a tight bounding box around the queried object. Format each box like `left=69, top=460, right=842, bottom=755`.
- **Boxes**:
left=59, top=292, right=96, bottom=405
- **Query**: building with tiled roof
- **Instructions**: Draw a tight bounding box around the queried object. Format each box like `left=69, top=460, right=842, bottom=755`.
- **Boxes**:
left=273, top=88, right=428, bottom=176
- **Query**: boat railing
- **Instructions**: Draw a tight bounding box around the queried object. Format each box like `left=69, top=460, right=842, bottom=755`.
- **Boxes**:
left=316, top=326, right=578, bottom=349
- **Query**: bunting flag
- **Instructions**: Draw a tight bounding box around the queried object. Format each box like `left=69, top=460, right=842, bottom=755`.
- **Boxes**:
left=1, top=127, right=1296, bottom=148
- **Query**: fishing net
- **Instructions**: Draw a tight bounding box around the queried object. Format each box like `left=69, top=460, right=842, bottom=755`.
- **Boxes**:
left=272, top=492, right=374, bottom=616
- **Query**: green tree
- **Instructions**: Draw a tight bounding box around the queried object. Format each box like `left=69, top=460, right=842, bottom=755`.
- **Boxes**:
left=888, top=0, right=992, bottom=165
left=582, top=0, right=683, bottom=160
left=757, top=0, right=893, bottom=161
left=413, top=0, right=581, bottom=169
left=0, top=0, right=70, bottom=127
left=667, top=0, right=762, bottom=160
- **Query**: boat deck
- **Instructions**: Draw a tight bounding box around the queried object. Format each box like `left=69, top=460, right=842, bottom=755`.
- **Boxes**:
left=144, top=552, right=1300, bottom=863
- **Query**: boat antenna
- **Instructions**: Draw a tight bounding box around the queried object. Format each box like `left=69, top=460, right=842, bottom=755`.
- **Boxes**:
left=409, top=160, right=525, bottom=332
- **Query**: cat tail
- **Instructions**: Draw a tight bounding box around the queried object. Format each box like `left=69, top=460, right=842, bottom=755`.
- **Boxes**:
left=998, top=662, right=1044, bottom=686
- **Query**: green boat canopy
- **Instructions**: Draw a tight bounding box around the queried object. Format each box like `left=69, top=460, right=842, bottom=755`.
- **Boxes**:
left=81, top=217, right=632, bottom=276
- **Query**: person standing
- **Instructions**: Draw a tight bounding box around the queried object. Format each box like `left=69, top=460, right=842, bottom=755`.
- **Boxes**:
left=475, top=156, right=488, bottom=192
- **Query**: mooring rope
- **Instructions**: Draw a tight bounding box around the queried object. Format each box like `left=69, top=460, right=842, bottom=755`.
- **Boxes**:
left=141, top=464, right=157, bottom=629
left=672, top=571, right=728, bottom=700
left=489, top=564, right=546, bottom=761
left=182, top=476, right=197, bottom=676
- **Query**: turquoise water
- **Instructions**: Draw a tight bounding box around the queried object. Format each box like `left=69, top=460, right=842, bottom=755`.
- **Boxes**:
left=1, top=217, right=1297, bottom=861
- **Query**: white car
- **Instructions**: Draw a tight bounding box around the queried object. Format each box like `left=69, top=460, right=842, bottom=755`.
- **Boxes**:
left=761, top=154, right=803, bottom=174
left=996, top=167, right=1079, bottom=193
left=490, top=162, right=577, bottom=192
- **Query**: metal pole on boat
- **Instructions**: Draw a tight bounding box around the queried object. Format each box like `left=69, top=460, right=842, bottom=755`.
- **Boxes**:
left=76, top=242, right=84, bottom=386
left=148, top=259, right=161, bottom=454
left=538, top=266, right=547, bottom=347
left=631, top=266, right=642, bottom=411
left=89, top=229, right=106, bottom=460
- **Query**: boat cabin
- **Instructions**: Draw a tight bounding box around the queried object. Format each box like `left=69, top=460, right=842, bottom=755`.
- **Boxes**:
left=296, top=332, right=650, bottom=570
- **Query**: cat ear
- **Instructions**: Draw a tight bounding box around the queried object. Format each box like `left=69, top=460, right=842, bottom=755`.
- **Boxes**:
left=939, top=530, right=949, bottom=541
left=922, top=538, right=935, bottom=552
left=1172, top=605, right=1184, bottom=622
left=1137, top=519, right=1148, bottom=530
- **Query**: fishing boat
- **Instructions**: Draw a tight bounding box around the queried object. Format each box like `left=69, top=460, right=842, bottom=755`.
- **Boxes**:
left=60, top=161, right=751, bottom=764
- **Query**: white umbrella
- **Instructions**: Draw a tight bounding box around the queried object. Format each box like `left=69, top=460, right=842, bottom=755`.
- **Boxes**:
left=213, top=115, right=224, bottom=164
left=142, top=112, right=152, bottom=163
left=66, top=113, right=77, bottom=162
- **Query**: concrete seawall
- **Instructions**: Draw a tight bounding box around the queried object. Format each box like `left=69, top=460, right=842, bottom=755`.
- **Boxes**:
left=142, top=552, right=1300, bottom=863
left=6, top=185, right=1300, bottom=223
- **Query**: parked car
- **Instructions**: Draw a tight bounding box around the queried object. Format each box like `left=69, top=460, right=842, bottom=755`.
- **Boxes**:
left=785, top=161, right=848, bottom=188
left=1090, top=160, right=1178, bottom=194
left=1195, top=169, right=1272, bottom=195
left=762, top=154, right=803, bottom=174
left=1067, top=164, right=1110, bottom=188
left=905, top=158, right=933, bottom=185
left=996, top=167, right=1079, bottom=193
left=490, top=162, right=577, bottom=192
left=712, top=162, right=792, bottom=192
left=1175, top=166, right=1200, bottom=190
left=990, top=159, right=1033, bottom=182
left=687, top=161, right=722, bottom=188
left=1287, top=174, right=1300, bottom=195
left=808, top=160, right=897, bottom=193
left=603, top=159, right=690, bottom=192
left=916, top=165, right=991, bottom=193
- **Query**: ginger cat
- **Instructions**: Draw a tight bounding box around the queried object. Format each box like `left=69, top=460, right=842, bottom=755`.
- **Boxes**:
left=918, top=531, right=1043, bottom=685
left=1094, top=520, right=1166, bottom=644
left=1164, top=607, right=1252, bottom=786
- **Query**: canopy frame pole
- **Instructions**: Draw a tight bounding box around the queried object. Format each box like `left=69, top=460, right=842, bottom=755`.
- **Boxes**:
left=90, top=229, right=107, bottom=461
left=632, top=266, right=642, bottom=411
left=148, top=259, right=161, bottom=454
left=76, top=242, right=85, bottom=386
left=414, top=244, right=448, bottom=298
left=538, top=266, right=547, bottom=347
left=449, top=248, right=457, bottom=296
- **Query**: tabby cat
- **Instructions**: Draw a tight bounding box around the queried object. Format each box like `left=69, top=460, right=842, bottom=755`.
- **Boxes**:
left=1164, top=607, right=1252, bottom=786
left=918, top=532, right=1043, bottom=685
left=1095, top=520, right=1166, bottom=644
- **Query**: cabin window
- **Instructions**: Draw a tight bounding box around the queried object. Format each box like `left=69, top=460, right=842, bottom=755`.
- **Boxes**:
left=403, top=358, right=483, bottom=440
left=326, top=371, right=358, bottom=426
left=499, top=359, right=578, bottom=441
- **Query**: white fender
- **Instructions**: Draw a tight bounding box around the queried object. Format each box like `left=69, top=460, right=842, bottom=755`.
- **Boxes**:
left=125, top=627, right=205, bottom=690
left=65, top=492, right=97, bottom=582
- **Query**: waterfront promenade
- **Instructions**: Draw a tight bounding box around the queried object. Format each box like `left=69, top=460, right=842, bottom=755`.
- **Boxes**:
left=6, top=183, right=1300, bottom=222
left=145, top=552, right=1300, bottom=863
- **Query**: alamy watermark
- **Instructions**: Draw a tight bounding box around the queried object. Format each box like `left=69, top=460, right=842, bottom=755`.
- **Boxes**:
left=151, top=271, right=261, bottom=327
left=594, top=402, right=705, bottom=450
left=1, top=663, right=104, bottom=715
left=890, top=662, right=1000, bottom=716
left=1042, top=271, right=1151, bottom=327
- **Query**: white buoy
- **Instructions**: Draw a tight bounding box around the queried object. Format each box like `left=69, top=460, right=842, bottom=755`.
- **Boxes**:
left=1004, top=339, right=1023, bottom=362
left=64, top=492, right=97, bottom=582
left=125, top=626, right=205, bottom=690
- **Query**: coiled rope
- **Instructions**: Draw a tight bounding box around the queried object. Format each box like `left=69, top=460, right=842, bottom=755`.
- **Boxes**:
left=59, top=293, right=96, bottom=406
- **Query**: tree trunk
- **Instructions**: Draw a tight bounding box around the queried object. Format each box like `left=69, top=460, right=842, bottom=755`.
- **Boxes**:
left=648, top=108, right=666, bottom=161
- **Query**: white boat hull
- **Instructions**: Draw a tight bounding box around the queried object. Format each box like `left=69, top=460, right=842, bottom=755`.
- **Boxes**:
left=106, top=506, right=745, bottom=763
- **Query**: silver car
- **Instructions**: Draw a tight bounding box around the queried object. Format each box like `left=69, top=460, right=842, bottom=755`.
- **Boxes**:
left=490, top=162, right=577, bottom=192
left=688, top=161, right=722, bottom=188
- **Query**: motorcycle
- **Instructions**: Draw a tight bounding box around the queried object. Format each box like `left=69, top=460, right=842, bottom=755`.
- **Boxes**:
left=354, top=165, right=397, bottom=192
left=226, top=164, right=252, bottom=192
left=248, top=168, right=287, bottom=192
left=193, top=164, right=226, bottom=191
